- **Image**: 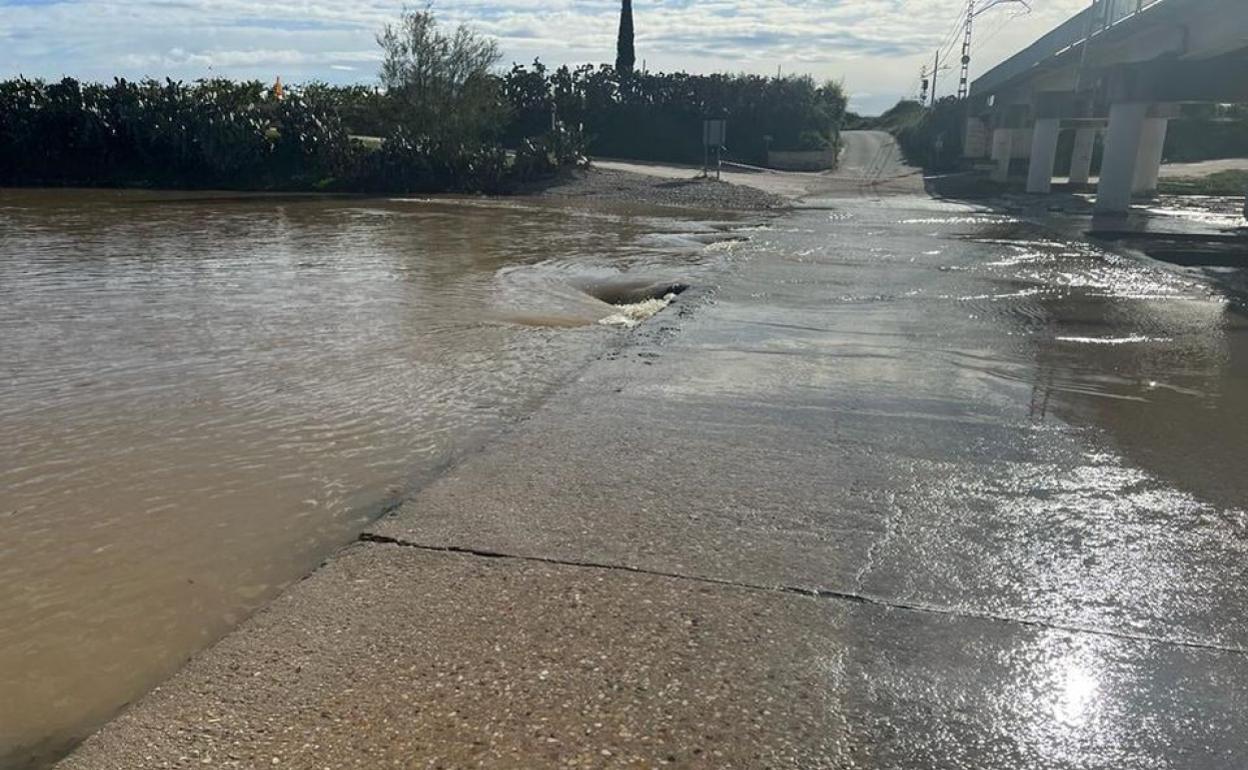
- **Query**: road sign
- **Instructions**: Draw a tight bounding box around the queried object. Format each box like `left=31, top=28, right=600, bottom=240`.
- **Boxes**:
left=702, top=120, right=727, bottom=180
left=703, top=119, right=727, bottom=148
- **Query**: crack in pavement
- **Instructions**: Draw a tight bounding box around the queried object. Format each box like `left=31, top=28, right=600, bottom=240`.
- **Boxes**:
left=358, top=532, right=1248, bottom=658
left=853, top=489, right=899, bottom=596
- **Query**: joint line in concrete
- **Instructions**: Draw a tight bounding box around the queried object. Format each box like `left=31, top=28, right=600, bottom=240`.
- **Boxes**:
left=358, top=532, right=1248, bottom=658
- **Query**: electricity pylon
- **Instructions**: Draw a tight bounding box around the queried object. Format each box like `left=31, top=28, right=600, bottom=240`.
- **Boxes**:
left=957, top=0, right=1032, bottom=100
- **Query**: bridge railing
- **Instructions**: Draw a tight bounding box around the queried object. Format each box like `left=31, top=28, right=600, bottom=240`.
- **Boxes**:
left=1102, top=0, right=1168, bottom=26
left=970, top=0, right=1169, bottom=97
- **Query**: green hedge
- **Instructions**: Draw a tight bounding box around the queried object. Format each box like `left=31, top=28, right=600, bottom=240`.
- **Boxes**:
left=0, top=68, right=846, bottom=190
left=1164, top=119, right=1248, bottom=163
left=0, top=77, right=584, bottom=193
left=501, top=63, right=847, bottom=166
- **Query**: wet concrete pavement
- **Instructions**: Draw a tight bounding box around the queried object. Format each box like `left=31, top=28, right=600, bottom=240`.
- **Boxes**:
left=56, top=544, right=1248, bottom=769
left=60, top=159, right=1248, bottom=767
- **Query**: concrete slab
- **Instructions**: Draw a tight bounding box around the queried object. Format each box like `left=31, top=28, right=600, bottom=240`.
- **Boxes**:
left=59, top=544, right=1248, bottom=770
left=368, top=201, right=1248, bottom=653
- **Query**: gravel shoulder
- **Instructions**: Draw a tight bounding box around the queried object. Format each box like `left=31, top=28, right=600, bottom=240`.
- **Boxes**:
left=527, top=166, right=790, bottom=211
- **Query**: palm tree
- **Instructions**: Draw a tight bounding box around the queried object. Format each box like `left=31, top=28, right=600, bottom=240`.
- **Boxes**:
left=616, top=0, right=636, bottom=76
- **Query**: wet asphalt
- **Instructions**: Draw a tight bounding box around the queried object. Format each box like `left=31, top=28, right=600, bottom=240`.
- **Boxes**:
left=59, top=154, right=1248, bottom=768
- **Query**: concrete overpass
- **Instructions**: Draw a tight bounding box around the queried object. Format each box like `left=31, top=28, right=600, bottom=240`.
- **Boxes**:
left=965, top=0, right=1248, bottom=213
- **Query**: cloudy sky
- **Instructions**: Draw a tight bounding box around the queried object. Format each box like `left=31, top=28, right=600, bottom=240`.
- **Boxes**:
left=0, top=0, right=1089, bottom=114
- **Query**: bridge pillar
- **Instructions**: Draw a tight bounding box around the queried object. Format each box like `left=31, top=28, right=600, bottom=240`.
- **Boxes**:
left=964, top=117, right=990, bottom=159
left=1026, top=119, right=1061, bottom=194
left=1132, top=118, right=1169, bottom=195
left=1068, top=128, right=1098, bottom=186
left=1096, top=103, right=1149, bottom=214
left=990, top=129, right=1013, bottom=183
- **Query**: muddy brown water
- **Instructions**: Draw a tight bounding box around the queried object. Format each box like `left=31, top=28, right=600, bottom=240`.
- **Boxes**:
left=0, top=189, right=753, bottom=769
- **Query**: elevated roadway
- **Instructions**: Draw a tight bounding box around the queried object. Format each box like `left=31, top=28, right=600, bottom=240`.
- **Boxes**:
left=965, top=0, right=1248, bottom=213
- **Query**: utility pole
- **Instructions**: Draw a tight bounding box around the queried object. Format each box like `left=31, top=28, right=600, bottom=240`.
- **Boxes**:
left=957, top=0, right=975, bottom=99
left=931, top=49, right=940, bottom=106
left=957, top=0, right=1031, bottom=99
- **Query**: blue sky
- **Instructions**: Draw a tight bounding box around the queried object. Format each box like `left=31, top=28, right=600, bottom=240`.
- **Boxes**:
left=0, top=0, right=1087, bottom=114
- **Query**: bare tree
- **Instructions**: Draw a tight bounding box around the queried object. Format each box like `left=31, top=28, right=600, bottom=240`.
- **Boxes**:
left=377, top=6, right=503, bottom=138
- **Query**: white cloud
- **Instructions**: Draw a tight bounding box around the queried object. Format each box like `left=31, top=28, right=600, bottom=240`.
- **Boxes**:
left=0, top=0, right=1091, bottom=114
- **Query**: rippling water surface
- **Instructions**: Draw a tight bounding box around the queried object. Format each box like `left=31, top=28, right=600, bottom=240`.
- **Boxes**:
left=0, top=189, right=751, bottom=767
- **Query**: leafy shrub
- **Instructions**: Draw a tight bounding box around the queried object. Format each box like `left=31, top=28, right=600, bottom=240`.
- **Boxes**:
left=377, top=7, right=505, bottom=143
left=1164, top=118, right=1248, bottom=163
left=350, top=129, right=511, bottom=193
left=793, top=130, right=832, bottom=151
left=0, top=75, right=577, bottom=193
left=300, top=82, right=391, bottom=138
left=0, top=77, right=353, bottom=188
left=500, top=63, right=847, bottom=165
left=511, top=125, right=589, bottom=181
left=889, top=97, right=966, bottom=171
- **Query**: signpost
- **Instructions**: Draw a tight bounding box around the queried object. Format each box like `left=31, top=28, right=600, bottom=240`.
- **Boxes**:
left=702, top=119, right=727, bottom=180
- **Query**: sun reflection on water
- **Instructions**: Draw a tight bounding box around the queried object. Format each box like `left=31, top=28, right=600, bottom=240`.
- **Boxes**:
left=1053, top=663, right=1101, bottom=725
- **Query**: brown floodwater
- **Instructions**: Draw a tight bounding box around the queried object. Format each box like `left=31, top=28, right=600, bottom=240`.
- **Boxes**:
left=0, top=189, right=752, bottom=768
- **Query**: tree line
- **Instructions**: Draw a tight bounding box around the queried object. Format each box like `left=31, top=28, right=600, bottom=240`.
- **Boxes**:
left=0, top=7, right=848, bottom=192
left=501, top=62, right=847, bottom=166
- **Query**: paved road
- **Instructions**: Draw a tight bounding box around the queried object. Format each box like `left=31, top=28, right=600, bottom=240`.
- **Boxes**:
left=591, top=157, right=820, bottom=199
left=595, top=131, right=924, bottom=200
left=61, top=168, right=1248, bottom=768
left=834, top=130, right=915, bottom=180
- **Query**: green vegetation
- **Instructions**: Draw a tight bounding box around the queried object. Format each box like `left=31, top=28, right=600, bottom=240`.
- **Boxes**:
left=1158, top=170, right=1248, bottom=196
left=0, top=73, right=588, bottom=194
left=377, top=8, right=506, bottom=143
left=616, top=0, right=636, bottom=77
left=0, top=78, right=350, bottom=190
left=1165, top=105, right=1248, bottom=163
left=872, top=98, right=965, bottom=171
left=0, top=8, right=583, bottom=193
left=0, top=6, right=848, bottom=192
left=501, top=62, right=846, bottom=166
left=869, top=99, right=926, bottom=132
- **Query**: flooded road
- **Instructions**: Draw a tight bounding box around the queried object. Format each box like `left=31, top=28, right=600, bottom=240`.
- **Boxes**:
left=10, top=174, right=1248, bottom=770
left=325, top=193, right=1248, bottom=768
left=0, top=189, right=752, bottom=768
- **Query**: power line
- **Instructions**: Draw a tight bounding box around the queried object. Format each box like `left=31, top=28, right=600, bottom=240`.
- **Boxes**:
left=972, top=7, right=1027, bottom=55
left=921, top=0, right=1028, bottom=106
left=925, top=1, right=970, bottom=106
left=951, top=0, right=1032, bottom=100
left=936, top=5, right=967, bottom=49
left=935, top=1, right=971, bottom=60
left=939, top=22, right=966, bottom=66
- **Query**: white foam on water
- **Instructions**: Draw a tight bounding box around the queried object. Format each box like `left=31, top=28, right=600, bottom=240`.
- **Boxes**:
left=597, top=293, right=678, bottom=328
left=1056, top=334, right=1171, bottom=345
